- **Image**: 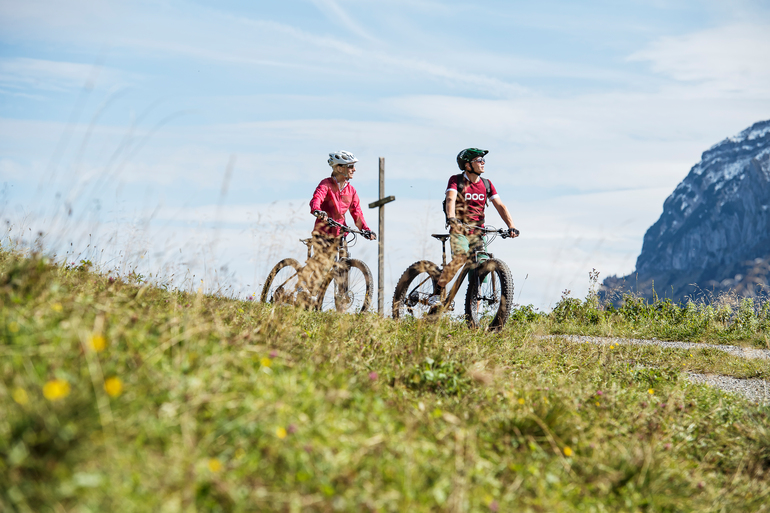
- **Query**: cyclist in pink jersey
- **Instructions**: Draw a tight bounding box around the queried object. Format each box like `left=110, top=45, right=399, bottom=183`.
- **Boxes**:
left=309, top=150, right=375, bottom=240
left=298, top=151, right=375, bottom=301
left=430, top=148, right=519, bottom=306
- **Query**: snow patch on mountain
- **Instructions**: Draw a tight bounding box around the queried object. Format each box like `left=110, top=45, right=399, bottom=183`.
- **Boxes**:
left=728, top=122, right=770, bottom=143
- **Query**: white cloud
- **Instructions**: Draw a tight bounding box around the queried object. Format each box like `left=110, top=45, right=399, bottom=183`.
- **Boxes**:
left=0, top=158, right=26, bottom=179
left=0, top=57, right=131, bottom=93
left=628, top=23, right=770, bottom=97
left=307, top=0, right=381, bottom=44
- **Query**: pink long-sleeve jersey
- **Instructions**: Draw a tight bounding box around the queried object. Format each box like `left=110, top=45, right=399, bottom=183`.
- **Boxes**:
left=309, top=177, right=371, bottom=237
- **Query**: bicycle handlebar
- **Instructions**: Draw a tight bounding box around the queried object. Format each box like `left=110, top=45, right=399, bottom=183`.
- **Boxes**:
left=313, top=212, right=374, bottom=239
left=455, top=222, right=519, bottom=239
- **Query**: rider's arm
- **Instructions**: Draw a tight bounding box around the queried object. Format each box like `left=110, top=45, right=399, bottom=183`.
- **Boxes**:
left=348, top=189, right=376, bottom=238
left=490, top=196, right=517, bottom=232
left=309, top=179, right=331, bottom=214
left=446, top=189, right=458, bottom=218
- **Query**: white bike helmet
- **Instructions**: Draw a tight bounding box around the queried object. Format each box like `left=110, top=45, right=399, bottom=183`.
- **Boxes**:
left=328, top=150, right=358, bottom=167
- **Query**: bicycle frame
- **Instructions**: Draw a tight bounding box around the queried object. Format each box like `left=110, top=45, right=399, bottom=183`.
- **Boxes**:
left=305, top=236, right=349, bottom=262
left=438, top=237, right=494, bottom=309
left=298, top=218, right=366, bottom=300
left=263, top=215, right=374, bottom=313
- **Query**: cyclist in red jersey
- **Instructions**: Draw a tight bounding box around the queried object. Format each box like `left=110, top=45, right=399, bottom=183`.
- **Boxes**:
left=430, top=148, right=519, bottom=306
left=299, top=151, right=375, bottom=300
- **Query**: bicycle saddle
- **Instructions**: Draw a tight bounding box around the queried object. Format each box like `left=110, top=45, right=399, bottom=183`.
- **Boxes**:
left=431, top=234, right=450, bottom=242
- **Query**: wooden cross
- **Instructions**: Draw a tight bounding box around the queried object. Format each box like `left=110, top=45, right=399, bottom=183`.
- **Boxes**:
left=368, top=157, right=395, bottom=316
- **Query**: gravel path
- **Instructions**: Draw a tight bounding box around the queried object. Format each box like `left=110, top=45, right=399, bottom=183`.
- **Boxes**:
left=547, top=334, right=770, bottom=361
left=686, top=373, right=770, bottom=404
left=542, top=334, right=770, bottom=404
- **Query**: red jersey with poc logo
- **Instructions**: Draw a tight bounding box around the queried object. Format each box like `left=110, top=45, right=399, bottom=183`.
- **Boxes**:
left=446, top=172, right=499, bottom=226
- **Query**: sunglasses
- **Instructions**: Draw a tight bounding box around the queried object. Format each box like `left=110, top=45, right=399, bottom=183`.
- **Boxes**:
left=339, top=163, right=356, bottom=169
left=472, top=158, right=485, bottom=164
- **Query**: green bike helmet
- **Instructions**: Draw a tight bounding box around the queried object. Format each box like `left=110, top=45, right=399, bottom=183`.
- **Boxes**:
left=456, top=148, right=488, bottom=170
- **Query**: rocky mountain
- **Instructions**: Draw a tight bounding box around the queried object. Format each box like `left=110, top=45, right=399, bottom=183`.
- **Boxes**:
left=603, top=120, right=770, bottom=302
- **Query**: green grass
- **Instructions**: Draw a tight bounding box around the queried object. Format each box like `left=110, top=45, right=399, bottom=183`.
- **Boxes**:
left=535, top=285, right=770, bottom=349
left=2, top=250, right=770, bottom=512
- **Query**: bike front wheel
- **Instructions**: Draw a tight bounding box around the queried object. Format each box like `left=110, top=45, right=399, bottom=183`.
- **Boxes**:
left=392, top=260, right=441, bottom=319
left=465, top=258, right=513, bottom=331
left=261, top=258, right=301, bottom=305
left=317, top=258, right=373, bottom=314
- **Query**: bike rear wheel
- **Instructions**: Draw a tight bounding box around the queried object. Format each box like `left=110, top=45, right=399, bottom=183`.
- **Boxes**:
left=392, top=260, right=441, bottom=319
left=465, top=258, right=513, bottom=331
left=317, top=258, right=373, bottom=314
left=261, top=258, right=301, bottom=305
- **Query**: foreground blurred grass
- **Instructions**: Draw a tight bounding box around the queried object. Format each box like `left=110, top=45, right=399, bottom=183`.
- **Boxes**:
left=2, top=250, right=769, bottom=512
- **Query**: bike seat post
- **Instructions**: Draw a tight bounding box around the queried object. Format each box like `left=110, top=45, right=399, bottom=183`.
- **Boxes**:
left=442, top=239, right=447, bottom=267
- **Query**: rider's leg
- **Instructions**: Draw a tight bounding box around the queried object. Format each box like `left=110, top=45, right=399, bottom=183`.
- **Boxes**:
left=297, top=234, right=338, bottom=304
left=429, top=234, right=471, bottom=310
left=436, top=233, right=471, bottom=289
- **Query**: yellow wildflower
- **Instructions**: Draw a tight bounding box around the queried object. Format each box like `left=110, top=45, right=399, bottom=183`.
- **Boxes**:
left=260, top=357, right=272, bottom=368
left=12, top=387, right=29, bottom=405
left=648, top=389, right=655, bottom=395
left=276, top=427, right=287, bottom=439
left=104, top=377, right=123, bottom=397
left=89, top=334, right=106, bottom=352
left=208, top=458, right=222, bottom=472
left=52, top=303, right=63, bottom=312
left=563, top=446, right=573, bottom=457
left=43, top=379, right=70, bottom=401
left=518, top=398, right=525, bottom=405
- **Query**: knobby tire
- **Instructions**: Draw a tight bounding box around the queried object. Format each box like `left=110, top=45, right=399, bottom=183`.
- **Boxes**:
left=317, top=258, right=373, bottom=314
left=392, top=260, right=441, bottom=319
left=260, top=258, right=301, bottom=305
left=465, top=258, right=513, bottom=331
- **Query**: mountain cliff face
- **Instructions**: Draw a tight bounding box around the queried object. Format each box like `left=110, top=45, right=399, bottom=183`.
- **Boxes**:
left=603, top=120, right=770, bottom=301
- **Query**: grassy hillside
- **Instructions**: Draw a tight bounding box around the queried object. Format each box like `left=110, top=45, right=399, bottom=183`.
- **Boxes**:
left=2, top=250, right=769, bottom=512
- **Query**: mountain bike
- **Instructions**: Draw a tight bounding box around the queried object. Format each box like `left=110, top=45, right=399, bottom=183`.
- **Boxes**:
left=261, top=217, right=374, bottom=313
left=392, top=225, right=516, bottom=330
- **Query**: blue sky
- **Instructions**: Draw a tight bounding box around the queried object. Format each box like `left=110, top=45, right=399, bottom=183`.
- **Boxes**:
left=2, top=0, right=770, bottom=310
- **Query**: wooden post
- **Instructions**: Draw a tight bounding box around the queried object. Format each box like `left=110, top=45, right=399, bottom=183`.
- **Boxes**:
left=378, top=158, right=385, bottom=316
left=368, top=158, right=395, bottom=316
